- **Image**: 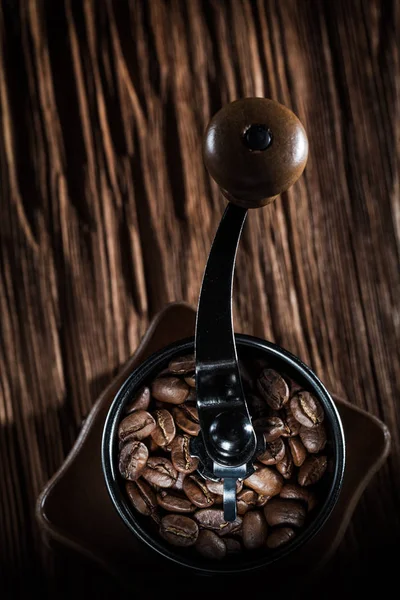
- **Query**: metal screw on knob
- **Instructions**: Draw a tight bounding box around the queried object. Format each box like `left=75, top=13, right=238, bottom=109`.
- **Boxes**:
left=243, top=125, right=272, bottom=152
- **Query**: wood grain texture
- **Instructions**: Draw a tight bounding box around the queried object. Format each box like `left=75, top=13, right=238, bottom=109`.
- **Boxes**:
left=0, top=0, right=399, bottom=596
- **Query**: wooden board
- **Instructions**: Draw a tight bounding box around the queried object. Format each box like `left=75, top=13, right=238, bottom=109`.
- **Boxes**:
left=0, top=0, right=399, bottom=596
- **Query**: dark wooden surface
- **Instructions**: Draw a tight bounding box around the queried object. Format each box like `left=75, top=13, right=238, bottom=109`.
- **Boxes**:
left=0, top=0, right=399, bottom=597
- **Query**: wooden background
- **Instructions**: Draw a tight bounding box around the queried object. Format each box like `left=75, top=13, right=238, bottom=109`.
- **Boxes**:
left=0, top=0, right=399, bottom=596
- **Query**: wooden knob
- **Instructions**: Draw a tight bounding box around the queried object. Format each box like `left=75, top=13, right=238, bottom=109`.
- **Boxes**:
left=203, top=98, right=308, bottom=208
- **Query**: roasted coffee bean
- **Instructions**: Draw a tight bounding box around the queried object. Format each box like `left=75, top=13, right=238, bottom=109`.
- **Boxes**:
left=237, top=489, right=258, bottom=515
left=281, top=406, right=301, bottom=437
left=119, top=441, right=148, bottom=480
left=242, top=510, right=268, bottom=549
left=171, top=471, right=186, bottom=492
left=145, top=437, right=160, bottom=453
left=168, top=354, right=195, bottom=375
left=156, top=490, right=196, bottom=513
left=286, top=375, right=304, bottom=396
left=298, top=455, right=327, bottom=486
left=172, top=403, right=200, bottom=436
left=183, top=474, right=215, bottom=508
left=152, top=377, right=190, bottom=405
left=276, top=447, right=293, bottom=479
left=254, top=416, right=287, bottom=442
left=194, top=509, right=242, bottom=536
left=264, top=498, right=306, bottom=528
left=195, top=530, right=227, bottom=560
left=258, top=438, right=286, bottom=465
left=145, top=480, right=162, bottom=493
left=257, top=369, right=289, bottom=410
left=125, top=386, right=151, bottom=414
left=247, top=394, right=269, bottom=418
left=160, top=514, right=198, bottom=547
left=266, top=527, right=295, bottom=549
left=290, top=391, right=324, bottom=428
left=205, top=479, right=243, bottom=496
left=187, top=388, right=196, bottom=403
left=170, top=435, right=199, bottom=474
left=244, top=466, right=283, bottom=497
left=150, top=512, right=161, bottom=526
left=142, top=457, right=178, bottom=488
left=280, top=483, right=316, bottom=511
left=118, top=411, right=156, bottom=442
left=151, top=409, right=176, bottom=447
left=224, top=537, right=242, bottom=554
left=184, top=373, right=196, bottom=388
left=299, top=424, right=327, bottom=453
left=256, top=494, right=270, bottom=507
left=126, top=479, right=157, bottom=515
left=288, top=436, right=307, bottom=467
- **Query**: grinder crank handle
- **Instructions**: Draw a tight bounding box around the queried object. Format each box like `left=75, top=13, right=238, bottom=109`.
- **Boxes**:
left=191, top=98, right=308, bottom=521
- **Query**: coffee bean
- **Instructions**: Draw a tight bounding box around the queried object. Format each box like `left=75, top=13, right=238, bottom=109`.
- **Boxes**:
left=172, top=403, right=200, bottom=436
left=126, top=479, right=157, bottom=515
left=194, top=509, right=242, bottom=536
left=119, top=441, right=148, bottom=480
left=286, top=375, right=304, bottom=396
left=160, top=514, right=198, bottom=547
left=184, top=373, right=196, bottom=388
left=150, top=513, right=162, bottom=527
left=183, top=474, right=215, bottom=508
left=171, top=471, right=186, bottom=492
left=298, top=455, right=327, bottom=486
left=237, top=489, right=258, bottom=515
left=187, top=388, right=197, bottom=402
left=168, top=354, right=195, bottom=375
left=156, top=490, right=196, bottom=513
left=247, top=394, right=269, bottom=419
left=281, top=406, right=301, bottom=437
left=244, top=466, right=283, bottom=497
left=299, top=424, right=327, bottom=453
left=290, top=391, right=324, bottom=428
left=254, top=416, right=287, bottom=442
left=152, top=377, right=190, bottom=405
left=264, top=498, right=306, bottom=528
left=224, top=537, right=242, bottom=554
left=170, top=434, right=199, bottom=474
left=242, top=510, right=268, bottom=549
left=125, top=386, right=151, bottom=414
left=142, top=457, right=178, bottom=488
left=205, top=479, right=243, bottom=496
left=257, top=369, right=289, bottom=410
left=145, top=437, right=160, bottom=453
left=256, top=494, right=270, bottom=507
left=276, top=447, right=293, bottom=479
left=280, top=483, right=316, bottom=511
left=258, top=438, right=286, bottom=465
left=288, top=436, right=307, bottom=467
left=118, top=411, right=156, bottom=442
left=266, top=527, right=295, bottom=549
left=151, top=409, right=176, bottom=447
left=195, top=530, right=227, bottom=560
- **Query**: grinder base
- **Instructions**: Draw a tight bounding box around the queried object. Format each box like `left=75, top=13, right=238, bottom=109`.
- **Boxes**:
left=36, top=303, right=390, bottom=588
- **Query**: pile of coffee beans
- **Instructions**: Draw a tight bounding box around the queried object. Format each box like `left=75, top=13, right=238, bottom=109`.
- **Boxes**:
left=117, top=354, right=329, bottom=560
